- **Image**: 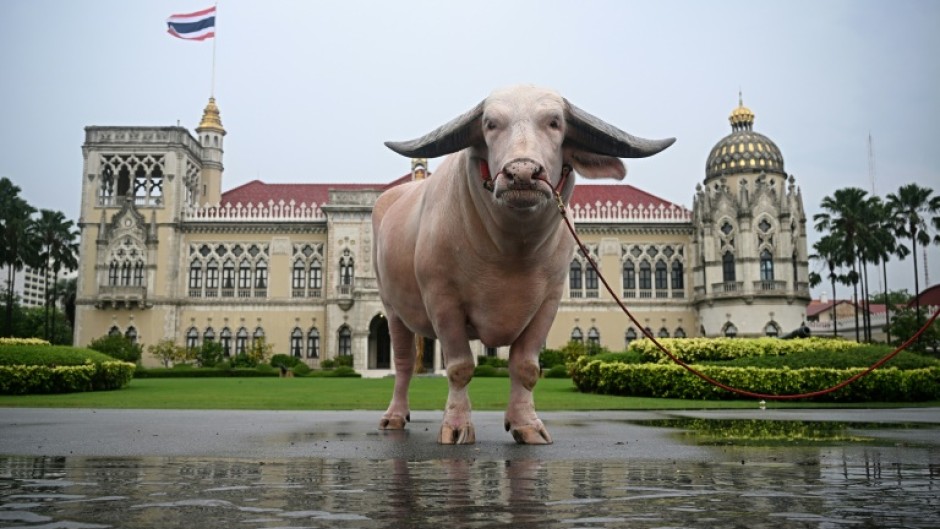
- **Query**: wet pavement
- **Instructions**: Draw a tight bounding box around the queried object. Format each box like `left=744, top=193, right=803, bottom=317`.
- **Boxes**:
left=1, top=408, right=939, bottom=528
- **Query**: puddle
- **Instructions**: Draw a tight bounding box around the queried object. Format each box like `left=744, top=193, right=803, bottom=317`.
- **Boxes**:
left=1, top=453, right=938, bottom=528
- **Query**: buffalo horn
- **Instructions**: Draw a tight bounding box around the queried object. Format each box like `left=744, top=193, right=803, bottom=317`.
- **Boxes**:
left=385, top=101, right=485, bottom=158
left=564, top=100, right=675, bottom=158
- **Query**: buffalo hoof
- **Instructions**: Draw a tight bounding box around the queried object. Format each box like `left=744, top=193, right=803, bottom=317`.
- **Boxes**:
left=379, top=412, right=410, bottom=430
left=438, top=422, right=476, bottom=445
left=505, top=421, right=553, bottom=445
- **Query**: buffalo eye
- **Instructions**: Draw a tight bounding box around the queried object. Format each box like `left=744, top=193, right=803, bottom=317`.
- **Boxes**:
left=484, top=119, right=498, bottom=131
left=548, top=118, right=561, bottom=130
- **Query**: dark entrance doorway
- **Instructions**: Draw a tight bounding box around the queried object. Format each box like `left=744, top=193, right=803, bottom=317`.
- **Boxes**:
left=369, top=315, right=391, bottom=369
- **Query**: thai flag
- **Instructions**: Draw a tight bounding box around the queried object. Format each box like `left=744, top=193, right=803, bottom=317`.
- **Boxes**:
left=166, top=6, right=216, bottom=41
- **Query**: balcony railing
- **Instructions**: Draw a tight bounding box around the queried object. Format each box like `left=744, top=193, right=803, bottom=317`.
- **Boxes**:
left=754, top=280, right=787, bottom=292
left=97, top=285, right=148, bottom=308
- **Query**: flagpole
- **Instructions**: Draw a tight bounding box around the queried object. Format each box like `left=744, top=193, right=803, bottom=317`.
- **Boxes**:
left=210, top=1, right=218, bottom=98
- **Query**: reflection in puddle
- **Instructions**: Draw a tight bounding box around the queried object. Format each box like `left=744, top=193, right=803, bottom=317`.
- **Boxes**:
left=1, top=452, right=938, bottom=528
left=632, top=418, right=937, bottom=446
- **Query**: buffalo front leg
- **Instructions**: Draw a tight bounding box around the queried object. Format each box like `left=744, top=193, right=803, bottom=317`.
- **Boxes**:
left=436, top=321, right=476, bottom=444
left=379, top=312, right=414, bottom=430
left=504, top=305, right=556, bottom=444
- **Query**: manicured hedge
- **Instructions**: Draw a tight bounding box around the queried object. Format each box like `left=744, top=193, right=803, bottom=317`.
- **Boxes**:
left=0, top=343, right=135, bottom=394
left=135, top=365, right=361, bottom=378
left=571, top=358, right=940, bottom=402
left=629, top=337, right=864, bottom=364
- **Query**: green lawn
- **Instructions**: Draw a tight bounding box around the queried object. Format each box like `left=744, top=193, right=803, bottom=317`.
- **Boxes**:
left=0, top=377, right=936, bottom=410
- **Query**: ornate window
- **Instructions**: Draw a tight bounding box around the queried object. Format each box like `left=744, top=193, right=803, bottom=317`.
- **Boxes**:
left=792, top=252, right=798, bottom=286
left=338, top=325, right=352, bottom=356
left=292, top=260, right=306, bottom=291
left=307, top=328, right=320, bottom=358
left=253, top=327, right=265, bottom=344
left=625, top=327, right=637, bottom=347
left=309, top=260, right=322, bottom=290
left=186, top=327, right=199, bottom=350
left=290, top=328, right=303, bottom=357
left=254, top=260, right=268, bottom=290
left=760, top=250, right=774, bottom=281
left=764, top=322, right=780, bottom=337
left=133, top=262, right=144, bottom=286
left=674, top=327, right=687, bottom=338
left=722, top=252, right=736, bottom=282
left=109, top=262, right=120, bottom=285
left=569, top=260, right=582, bottom=293
left=671, top=261, right=684, bottom=290
left=585, top=265, right=598, bottom=297
left=587, top=327, right=600, bottom=345
left=623, top=261, right=636, bottom=290
left=238, top=260, right=251, bottom=290
left=125, top=326, right=138, bottom=344
left=339, top=250, right=354, bottom=287
left=205, top=258, right=219, bottom=295
left=204, top=327, right=215, bottom=343
left=98, top=154, right=166, bottom=207
left=120, top=262, right=132, bottom=285
left=220, top=327, right=232, bottom=357
left=639, top=261, right=652, bottom=290
left=235, top=327, right=249, bottom=355
left=655, top=260, right=668, bottom=290
left=221, top=260, right=235, bottom=290
left=109, top=326, right=121, bottom=336
left=658, top=327, right=670, bottom=338
left=723, top=323, right=738, bottom=338
left=570, top=327, right=583, bottom=343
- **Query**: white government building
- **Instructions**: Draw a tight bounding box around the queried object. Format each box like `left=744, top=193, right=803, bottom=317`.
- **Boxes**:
left=73, top=97, right=810, bottom=373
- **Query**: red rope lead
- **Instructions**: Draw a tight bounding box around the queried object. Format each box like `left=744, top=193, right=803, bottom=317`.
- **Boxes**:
left=557, top=195, right=940, bottom=400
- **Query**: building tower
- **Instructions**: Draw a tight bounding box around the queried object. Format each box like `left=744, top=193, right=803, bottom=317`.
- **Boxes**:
left=195, top=97, right=226, bottom=205
left=691, top=95, right=810, bottom=337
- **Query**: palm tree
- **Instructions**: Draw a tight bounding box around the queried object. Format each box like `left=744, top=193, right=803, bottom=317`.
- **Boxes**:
left=870, top=198, right=907, bottom=343
left=33, top=209, right=79, bottom=342
left=56, top=276, right=78, bottom=331
left=814, top=187, right=871, bottom=342
left=886, top=184, right=940, bottom=330
left=0, top=177, right=38, bottom=337
left=809, top=234, right=845, bottom=337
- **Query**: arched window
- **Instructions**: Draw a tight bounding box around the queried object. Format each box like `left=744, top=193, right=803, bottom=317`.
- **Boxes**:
left=205, top=258, right=219, bottom=294
left=339, top=250, right=354, bottom=286
left=109, top=262, right=119, bottom=285
left=186, top=327, right=199, bottom=350
left=569, top=260, right=582, bottom=293
left=109, top=325, right=121, bottom=337
left=338, top=326, right=352, bottom=356
left=254, top=260, right=268, bottom=289
left=120, top=262, right=132, bottom=285
left=760, top=250, right=774, bottom=281
left=724, top=323, right=738, bottom=338
left=623, top=260, right=635, bottom=290
left=658, top=327, right=670, bottom=338
left=292, top=260, right=306, bottom=291
left=570, top=327, right=583, bottom=343
left=222, top=259, right=235, bottom=290
left=238, top=260, right=252, bottom=290
left=639, top=261, right=652, bottom=290
left=587, top=327, right=600, bottom=345
left=203, top=327, right=215, bottom=343
left=722, top=252, right=736, bottom=282
left=235, top=327, right=249, bottom=355
left=585, top=265, right=598, bottom=295
left=188, top=260, right=202, bottom=292
left=253, top=327, right=265, bottom=344
left=792, top=252, right=798, bottom=286
left=674, top=327, right=687, bottom=338
left=220, top=327, right=232, bottom=357
left=133, top=262, right=144, bottom=286
left=671, top=261, right=684, bottom=290
left=309, top=260, right=322, bottom=290
left=124, top=326, right=137, bottom=344
left=655, top=260, right=668, bottom=290
left=290, top=328, right=303, bottom=357
left=764, top=322, right=780, bottom=337
left=307, top=328, right=320, bottom=358
left=625, top=327, right=637, bottom=347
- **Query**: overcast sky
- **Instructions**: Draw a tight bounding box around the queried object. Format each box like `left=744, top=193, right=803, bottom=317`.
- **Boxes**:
left=1, top=0, right=938, bottom=299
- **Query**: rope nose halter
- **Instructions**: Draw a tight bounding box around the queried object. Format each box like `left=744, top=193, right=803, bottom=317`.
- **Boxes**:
left=550, top=188, right=940, bottom=401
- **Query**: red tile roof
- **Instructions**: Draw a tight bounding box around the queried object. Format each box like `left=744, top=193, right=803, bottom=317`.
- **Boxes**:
left=807, top=299, right=887, bottom=317
left=222, top=175, right=688, bottom=211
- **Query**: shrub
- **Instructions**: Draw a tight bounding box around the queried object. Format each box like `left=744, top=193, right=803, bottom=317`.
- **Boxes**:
left=0, top=338, right=51, bottom=347
left=147, top=339, right=189, bottom=368
left=196, top=341, right=224, bottom=368
left=538, top=349, right=566, bottom=369
left=473, top=364, right=509, bottom=377
left=246, top=338, right=272, bottom=366
left=291, top=362, right=311, bottom=376
left=255, top=363, right=275, bottom=375
left=231, top=353, right=257, bottom=368
left=628, top=336, right=865, bottom=364
left=320, top=358, right=336, bottom=369
left=477, top=355, right=508, bottom=368
left=331, top=365, right=359, bottom=377
left=270, top=354, right=302, bottom=369
left=543, top=364, right=570, bottom=378
left=334, top=355, right=354, bottom=368
left=134, top=367, right=278, bottom=378
left=0, top=344, right=117, bottom=366
left=0, top=359, right=134, bottom=395
left=88, top=334, right=143, bottom=364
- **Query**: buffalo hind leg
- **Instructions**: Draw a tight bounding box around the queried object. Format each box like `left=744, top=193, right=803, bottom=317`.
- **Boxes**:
left=379, top=312, right=414, bottom=430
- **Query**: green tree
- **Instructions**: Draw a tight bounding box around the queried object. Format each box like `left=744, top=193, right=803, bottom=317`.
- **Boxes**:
left=814, top=187, right=872, bottom=342
left=196, top=340, right=224, bottom=367
left=871, top=289, right=912, bottom=308
left=886, top=184, right=940, bottom=331
left=33, top=209, right=79, bottom=342
left=55, top=276, right=77, bottom=330
left=88, top=333, right=143, bottom=364
left=884, top=307, right=940, bottom=354
left=148, top=339, right=188, bottom=368
left=0, top=177, right=38, bottom=337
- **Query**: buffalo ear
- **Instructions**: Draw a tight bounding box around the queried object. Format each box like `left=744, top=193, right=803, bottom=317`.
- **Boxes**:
left=564, top=99, right=675, bottom=159
left=566, top=149, right=627, bottom=180
left=385, top=101, right=485, bottom=158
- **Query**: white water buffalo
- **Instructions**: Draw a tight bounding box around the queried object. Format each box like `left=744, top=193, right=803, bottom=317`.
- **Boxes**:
left=374, top=85, right=673, bottom=444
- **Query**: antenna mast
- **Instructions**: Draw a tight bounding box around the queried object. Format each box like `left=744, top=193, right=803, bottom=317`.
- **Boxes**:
left=868, top=133, right=883, bottom=292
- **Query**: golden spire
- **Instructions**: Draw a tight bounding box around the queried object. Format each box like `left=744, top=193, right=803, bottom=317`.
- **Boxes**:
left=197, top=97, right=225, bottom=133
left=728, top=91, right=754, bottom=131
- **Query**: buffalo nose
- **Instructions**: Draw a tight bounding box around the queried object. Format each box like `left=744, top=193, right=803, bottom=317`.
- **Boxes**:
left=503, top=159, right=544, bottom=185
